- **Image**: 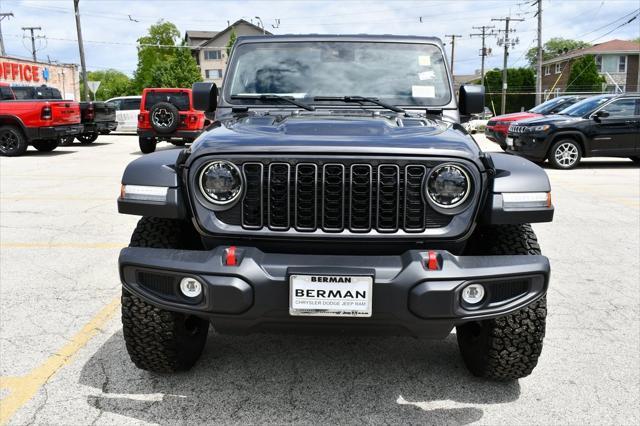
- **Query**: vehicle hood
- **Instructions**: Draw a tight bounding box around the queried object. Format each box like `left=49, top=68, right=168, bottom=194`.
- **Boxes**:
left=515, top=114, right=581, bottom=126
left=492, top=111, right=541, bottom=123
left=189, top=113, right=482, bottom=160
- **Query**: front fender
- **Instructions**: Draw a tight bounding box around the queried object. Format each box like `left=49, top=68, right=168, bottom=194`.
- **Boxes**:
left=117, top=149, right=187, bottom=219
left=481, top=153, right=554, bottom=225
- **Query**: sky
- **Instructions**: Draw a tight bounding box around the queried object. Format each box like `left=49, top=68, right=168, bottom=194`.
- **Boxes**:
left=1, top=0, right=638, bottom=77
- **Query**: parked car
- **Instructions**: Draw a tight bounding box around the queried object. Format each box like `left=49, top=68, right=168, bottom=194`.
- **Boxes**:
left=117, top=34, right=554, bottom=380
left=0, top=82, right=82, bottom=156
left=506, top=93, right=639, bottom=169
left=106, top=95, right=141, bottom=133
left=136, top=88, right=206, bottom=153
left=486, top=95, right=585, bottom=148
left=61, top=101, right=117, bottom=145
left=462, top=106, right=493, bottom=134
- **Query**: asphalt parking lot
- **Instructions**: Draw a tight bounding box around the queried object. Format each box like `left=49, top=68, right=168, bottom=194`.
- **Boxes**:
left=1, top=133, right=638, bottom=425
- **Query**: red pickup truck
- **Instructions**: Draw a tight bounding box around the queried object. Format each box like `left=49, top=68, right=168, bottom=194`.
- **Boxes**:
left=0, top=82, right=82, bottom=156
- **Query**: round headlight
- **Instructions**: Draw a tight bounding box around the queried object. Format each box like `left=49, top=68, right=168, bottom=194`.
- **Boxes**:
left=199, top=160, right=243, bottom=205
left=426, top=164, right=471, bottom=209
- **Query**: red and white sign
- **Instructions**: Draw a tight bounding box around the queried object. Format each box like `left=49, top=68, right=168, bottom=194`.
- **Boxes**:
left=0, top=60, right=40, bottom=83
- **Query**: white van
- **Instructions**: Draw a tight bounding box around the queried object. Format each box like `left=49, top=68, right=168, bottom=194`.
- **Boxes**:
left=106, top=96, right=141, bottom=133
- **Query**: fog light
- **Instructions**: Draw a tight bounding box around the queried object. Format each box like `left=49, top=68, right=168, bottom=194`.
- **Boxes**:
left=180, top=277, right=202, bottom=298
left=461, top=283, right=485, bottom=305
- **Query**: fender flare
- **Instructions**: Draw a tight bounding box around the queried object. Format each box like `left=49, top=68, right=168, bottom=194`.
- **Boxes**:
left=118, top=149, right=188, bottom=219
left=481, top=152, right=554, bottom=224
left=0, top=115, right=28, bottom=136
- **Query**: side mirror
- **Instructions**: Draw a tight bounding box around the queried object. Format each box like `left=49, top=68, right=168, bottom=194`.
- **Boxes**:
left=593, top=110, right=610, bottom=119
left=459, top=84, right=485, bottom=115
left=192, top=82, right=218, bottom=112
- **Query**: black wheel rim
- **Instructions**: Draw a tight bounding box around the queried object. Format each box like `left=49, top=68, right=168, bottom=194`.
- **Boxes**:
left=0, top=130, right=19, bottom=153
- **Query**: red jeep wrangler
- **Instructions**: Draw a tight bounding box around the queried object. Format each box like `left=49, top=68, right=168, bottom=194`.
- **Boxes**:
left=137, top=88, right=206, bottom=154
left=0, top=82, right=82, bottom=156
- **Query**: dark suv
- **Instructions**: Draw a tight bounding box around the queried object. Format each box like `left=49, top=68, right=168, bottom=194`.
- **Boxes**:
left=117, top=35, right=554, bottom=380
left=506, top=93, right=640, bottom=169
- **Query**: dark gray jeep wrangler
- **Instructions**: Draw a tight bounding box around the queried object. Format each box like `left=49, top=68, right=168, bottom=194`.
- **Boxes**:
left=118, top=35, right=553, bottom=380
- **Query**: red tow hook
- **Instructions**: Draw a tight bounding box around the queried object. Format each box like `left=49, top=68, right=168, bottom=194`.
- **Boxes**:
left=224, top=246, right=237, bottom=266
left=425, top=250, right=441, bottom=271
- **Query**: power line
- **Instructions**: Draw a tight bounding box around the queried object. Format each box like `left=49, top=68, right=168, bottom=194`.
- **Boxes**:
left=0, top=11, right=13, bottom=56
left=445, top=34, right=463, bottom=75
left=492, top=16, right=525, bottom=115
left=20, top=26, right=42, bottom=61
left=470, top=25, right=496, bottom=88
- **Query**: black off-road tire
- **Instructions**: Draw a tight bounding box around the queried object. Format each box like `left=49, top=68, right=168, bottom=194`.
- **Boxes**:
left=122, top=217, right=208, bottom=373
left=548, top=138, right=582, bottom=169
left=77, top=133, right=99, bottom=144
left=139, top=136, right=156, bottom=154
left=457, top=224, right=547, bottom=381
left=31, top=139, right=59, bottom=152
left=0, top=125, right=28, bottom=157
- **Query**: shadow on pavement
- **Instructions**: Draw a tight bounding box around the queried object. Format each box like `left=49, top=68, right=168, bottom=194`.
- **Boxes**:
left=541, top=160, right=639, bottom=170
left=79, top=330, right=520, bottom=424
left=60, top=142, right=112, bottom=148
left=21, top=150, right=77, bottom=157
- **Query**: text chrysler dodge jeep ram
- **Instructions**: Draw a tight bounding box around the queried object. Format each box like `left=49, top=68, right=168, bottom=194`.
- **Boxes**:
left=117, top=35, right=554, bottom=380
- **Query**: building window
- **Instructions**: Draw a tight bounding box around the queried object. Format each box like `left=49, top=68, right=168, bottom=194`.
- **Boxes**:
left=595, top=55, right=602, bottom=72
left=618, top=56, right=627, bottom=73
left=204, top=50, right=222, bottom=60
left=555, top=63, right=562, bottom=74
left=544, top=66, right=550, bottom=76
left=205, top=69, right=223, bottom=79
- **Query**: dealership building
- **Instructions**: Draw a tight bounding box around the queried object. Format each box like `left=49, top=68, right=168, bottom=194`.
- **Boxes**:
left=0, top=55, right=80, bottom=100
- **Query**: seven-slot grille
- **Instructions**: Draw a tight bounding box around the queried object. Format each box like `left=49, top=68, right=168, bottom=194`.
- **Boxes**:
left=230, top=160, right=452, bottom=233
left=509, top=125, right=528, bottom=133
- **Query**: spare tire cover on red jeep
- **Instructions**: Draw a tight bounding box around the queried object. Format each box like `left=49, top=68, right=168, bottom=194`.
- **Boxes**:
left=149, top=102, right=180, bottom=134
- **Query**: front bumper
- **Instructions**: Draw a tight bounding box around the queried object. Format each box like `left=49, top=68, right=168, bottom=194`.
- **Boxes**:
left=26, top=124, right=84, bottom=141
left=506, top=133, right=550, bottom=162
left=119, top=246, right=549, bottom=338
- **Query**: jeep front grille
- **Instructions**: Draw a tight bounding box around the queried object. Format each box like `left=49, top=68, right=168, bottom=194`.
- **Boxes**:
left=217, top=160, right=452, bottom=233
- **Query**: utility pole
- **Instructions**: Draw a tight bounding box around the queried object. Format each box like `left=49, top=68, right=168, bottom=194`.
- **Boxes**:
left=470, top=25, right=496, bottom=88
left=445, top=34, right=462, bottom=75
left=21, top=26, right=42, bottom=62
left=0, top=12, right=14, bottom=57
left=73, top=0, right=90, bottom=101
left=492, top=16, right=524, bottom=115
left=535, top=0, right=543, bottom=105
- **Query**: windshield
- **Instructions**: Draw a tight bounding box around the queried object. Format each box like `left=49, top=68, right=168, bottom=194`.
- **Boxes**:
left=559, top=95, right=613, bottom=117
left=225, top=41, right=451, bottom=107
left=530, top=97, right=572, bottom=114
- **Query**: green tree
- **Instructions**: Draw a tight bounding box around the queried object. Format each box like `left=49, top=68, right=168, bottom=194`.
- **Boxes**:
left=149, top=46, right=202, bottom=88
left=526, top=38, right=591, bottom=68
left=566, top=55, right=604, bottom=92
left=133, top=21, right=181, bottom=91
left=80, top=69, right=133, bottom=100
left=226, top=29, right=237, bottom=57
left=484, top=68, right=536, bottom=114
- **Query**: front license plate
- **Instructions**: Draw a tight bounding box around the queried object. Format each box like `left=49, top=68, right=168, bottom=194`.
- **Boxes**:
left=506, top=136, right=515, bottom=147
left=289, top=274, right=373, bottom=317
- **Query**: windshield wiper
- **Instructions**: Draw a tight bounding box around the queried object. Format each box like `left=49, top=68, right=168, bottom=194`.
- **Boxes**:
left=231, top=94, right=315, bottom=111
left=313, top=96, right=406, bottom=113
